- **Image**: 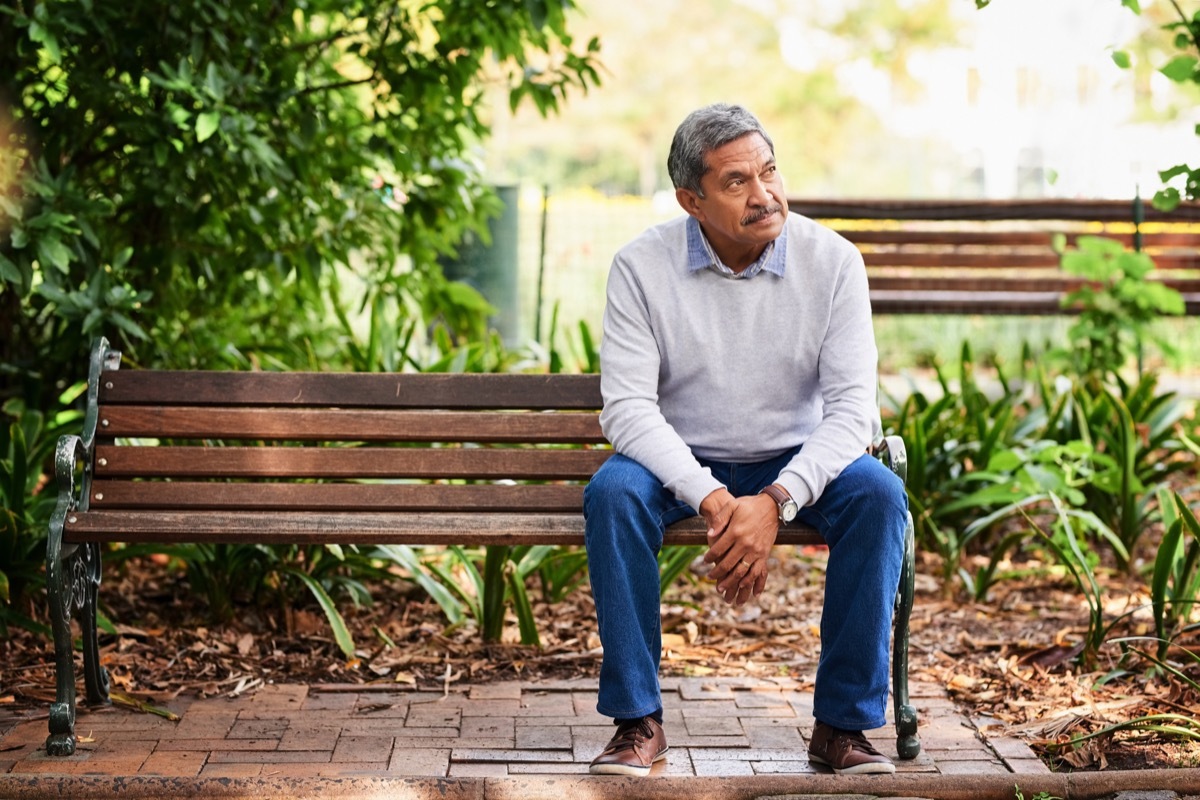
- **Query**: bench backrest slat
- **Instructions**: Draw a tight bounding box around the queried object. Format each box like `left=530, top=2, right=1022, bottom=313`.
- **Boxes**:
left=870, top=291, right=1065, bottom=315
left=869, top=275, right=1200, bottom=293
left=837, top=229, right=1200, bottom=249
left=98, top=406, right=605, bottom=443
left=93, top=445, right=609, bottom=481
left=100, top=372, right=603, bottom=409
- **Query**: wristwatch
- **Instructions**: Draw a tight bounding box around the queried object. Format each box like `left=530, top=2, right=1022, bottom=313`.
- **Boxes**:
left=760, top=484, right=799, bottom=525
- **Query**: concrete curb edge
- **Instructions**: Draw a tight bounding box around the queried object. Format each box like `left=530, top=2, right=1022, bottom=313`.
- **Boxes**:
left=0, top=768, right=1198, bottom=800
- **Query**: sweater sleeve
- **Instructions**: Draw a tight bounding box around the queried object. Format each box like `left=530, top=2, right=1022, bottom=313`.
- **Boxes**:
left=774, top=248, right=880, bottom=508
left=597, top=250, right=725, bottom=512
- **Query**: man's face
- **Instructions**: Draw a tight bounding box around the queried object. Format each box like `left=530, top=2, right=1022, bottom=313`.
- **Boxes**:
left=676, top=132, right=787, bottom=268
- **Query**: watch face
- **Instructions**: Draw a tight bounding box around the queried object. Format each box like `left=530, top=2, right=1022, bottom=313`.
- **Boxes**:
left=780, top=501, right=798, bottom=523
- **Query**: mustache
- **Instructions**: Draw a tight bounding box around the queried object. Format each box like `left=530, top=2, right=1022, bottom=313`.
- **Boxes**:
left=741, top=205, right=782, bottom=226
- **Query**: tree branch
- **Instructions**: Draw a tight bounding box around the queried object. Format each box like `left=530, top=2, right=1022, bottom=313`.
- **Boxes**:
left=297, top=76, right=376, bottom=96
left=1168, top=0, right=1200, bottom=57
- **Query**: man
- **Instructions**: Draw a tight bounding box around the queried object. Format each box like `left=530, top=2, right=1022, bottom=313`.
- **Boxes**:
left=583, top=103, right=908, bottom=777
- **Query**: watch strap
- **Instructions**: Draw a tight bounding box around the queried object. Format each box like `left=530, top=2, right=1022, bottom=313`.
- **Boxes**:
left=759, top=483, right=792, bottom=511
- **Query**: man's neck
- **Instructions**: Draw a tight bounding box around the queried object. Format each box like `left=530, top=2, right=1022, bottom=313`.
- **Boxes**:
left=701, top=227, right=768, bottom=273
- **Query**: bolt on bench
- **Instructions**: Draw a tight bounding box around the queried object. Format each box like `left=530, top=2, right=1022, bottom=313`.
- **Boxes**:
left=788, top=198, right=1200, bottom=315
left=45, top=337, right=920, bottom=760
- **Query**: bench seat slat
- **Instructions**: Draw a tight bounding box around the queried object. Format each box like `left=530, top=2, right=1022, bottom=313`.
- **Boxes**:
left=100, top=372, right=604, bottom=409
left=89, top=481, right=587, bottom=512
left=94, top=445, right=611, bottom=480
left=63, top=510, right=825, bottom=547
left=97, top=407, right=606, bottom=443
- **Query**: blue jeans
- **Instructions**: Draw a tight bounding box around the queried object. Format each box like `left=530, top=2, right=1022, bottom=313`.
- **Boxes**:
left=583, top=447, right=907, bottom=731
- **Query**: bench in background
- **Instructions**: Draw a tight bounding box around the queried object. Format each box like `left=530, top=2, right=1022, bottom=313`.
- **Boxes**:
left=45, top=337, right=920, bottom=761
left=788, top=198, right=1200, bottom=315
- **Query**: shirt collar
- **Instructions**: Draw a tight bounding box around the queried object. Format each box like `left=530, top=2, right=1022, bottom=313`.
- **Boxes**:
left=685, top=215, right=788, bottom=278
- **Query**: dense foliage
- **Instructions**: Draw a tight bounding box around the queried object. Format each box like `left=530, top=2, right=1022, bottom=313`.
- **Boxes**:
left=0, top=0, right=600, bottom=638
left=0, top=0, right=600, bottom=410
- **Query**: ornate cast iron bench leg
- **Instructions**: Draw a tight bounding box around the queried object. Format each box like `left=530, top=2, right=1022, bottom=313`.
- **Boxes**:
left=878, top=435, right=921, bottom=759
left=45, top=435, right=111, bottom=756
left=892, top=514, right=920, bottom=759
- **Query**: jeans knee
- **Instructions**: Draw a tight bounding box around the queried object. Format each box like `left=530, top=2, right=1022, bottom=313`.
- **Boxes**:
left=584, top=455, right=665, bottom=551
left=847, top=457, right=908, bottom=515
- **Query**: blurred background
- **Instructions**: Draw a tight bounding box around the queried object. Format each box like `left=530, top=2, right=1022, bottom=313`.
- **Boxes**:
left=445, top=0, right=1200, bottom=377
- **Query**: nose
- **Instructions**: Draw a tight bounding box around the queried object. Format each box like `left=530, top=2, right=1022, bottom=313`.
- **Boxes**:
left=748, top=177, right=772, bottom=206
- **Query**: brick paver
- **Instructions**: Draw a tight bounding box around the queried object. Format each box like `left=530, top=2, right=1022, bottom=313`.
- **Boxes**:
left=0, top=677, right=1043, bottom=780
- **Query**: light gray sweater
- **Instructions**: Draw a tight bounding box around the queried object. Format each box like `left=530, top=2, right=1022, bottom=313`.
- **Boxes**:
left=598, top=213, right=880, bottom=513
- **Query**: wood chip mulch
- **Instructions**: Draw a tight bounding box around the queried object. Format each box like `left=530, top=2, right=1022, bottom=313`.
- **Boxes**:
left=4, top=547, right=1200, bottom=771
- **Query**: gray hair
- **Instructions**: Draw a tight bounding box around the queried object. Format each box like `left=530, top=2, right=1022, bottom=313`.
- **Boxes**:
left=667, top=103, right=775, bottom=196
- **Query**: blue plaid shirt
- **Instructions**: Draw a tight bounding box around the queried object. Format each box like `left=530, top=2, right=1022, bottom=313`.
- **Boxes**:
left=685, top=215, right=789, bottom=279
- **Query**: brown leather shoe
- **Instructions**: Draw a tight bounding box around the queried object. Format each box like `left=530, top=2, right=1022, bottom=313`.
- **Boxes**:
left=807, top=721, right=895, bottom=775
left=588, top=717, right=669, bottom=776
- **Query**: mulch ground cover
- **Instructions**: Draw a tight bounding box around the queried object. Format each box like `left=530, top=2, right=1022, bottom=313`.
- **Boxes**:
left=4, top=545, right=1200, bottom=772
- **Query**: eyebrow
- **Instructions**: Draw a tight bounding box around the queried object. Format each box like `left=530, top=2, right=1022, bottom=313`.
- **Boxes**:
left=718, top=158, right=776, bottom=184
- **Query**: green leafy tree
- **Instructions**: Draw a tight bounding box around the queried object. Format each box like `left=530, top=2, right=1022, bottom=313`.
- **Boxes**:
left=1107, top=1, right=1200, bottom=210
left=1054, top=235, right=1185, bottom=384
left=0, top=0, right=599, bottom=641
left=0, top=0, right=601, bottom=409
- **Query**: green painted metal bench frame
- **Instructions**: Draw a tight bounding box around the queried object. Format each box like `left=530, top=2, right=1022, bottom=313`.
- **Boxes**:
left=45, top=337, right=921, bottom=760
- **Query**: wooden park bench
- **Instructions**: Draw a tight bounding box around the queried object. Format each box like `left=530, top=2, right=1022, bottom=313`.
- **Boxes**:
left=45, top=336, right=921, bottom=760
left=788, top=198, right=1200, bottom=315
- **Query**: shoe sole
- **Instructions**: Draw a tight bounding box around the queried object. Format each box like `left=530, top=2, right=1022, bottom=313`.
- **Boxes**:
left=588, top=747, right=670, bottom=777
left=808, top=752, right=896, bottom=775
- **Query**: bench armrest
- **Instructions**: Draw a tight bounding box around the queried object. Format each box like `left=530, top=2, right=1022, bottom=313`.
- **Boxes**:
left=873, top=435, right=908, bottom=486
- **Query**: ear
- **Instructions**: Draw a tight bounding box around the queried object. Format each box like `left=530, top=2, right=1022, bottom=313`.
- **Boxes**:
left=675, top=187, right=704, bottom=220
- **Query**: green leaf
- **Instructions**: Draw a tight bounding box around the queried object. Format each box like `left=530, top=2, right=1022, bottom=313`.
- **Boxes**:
left=0, top=570, right=9, bottom=604
left=0, top=253, right=22, bottom=284
left=1153, top=187, right=1182, bottom=212
left=987, top=449, right=1022, bottom=473
left=375, top=545, right=465, bottom=624
left=108, top=311, right=149, bottom=341
left=1160, top=55, right=1198, bottom=83
left=1160, top=164, right=1191, bottom=182
left=35, top=237, right=72, bottom=272
left=524, top=0, right=548, bottom=29
left=283, top=568, right=356, bottom=660
left=9, top=424, right=27, bottom=518
left=195, top=111, right=221, bottom=143
left=112, top=247, right=134, bottom=269
left=1111, top=50, right=1132, bottom=69
left=1121, top=0, right=1141, bottom=14
left=28, top=20, right=62, bottom=62
left=506, top=568, right=540, bottom=646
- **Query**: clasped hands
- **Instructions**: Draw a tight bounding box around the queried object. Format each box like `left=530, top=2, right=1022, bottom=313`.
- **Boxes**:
left=698, top=487, right=780, bottom=607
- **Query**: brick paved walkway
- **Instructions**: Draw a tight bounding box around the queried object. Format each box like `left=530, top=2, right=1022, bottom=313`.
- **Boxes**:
left=1, top=676, right=1048, bottom=780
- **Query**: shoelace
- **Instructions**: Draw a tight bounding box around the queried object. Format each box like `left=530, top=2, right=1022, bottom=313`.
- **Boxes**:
left=834, top=729, right=884, bottom=757
left=603, top=718, right=654, bottom=754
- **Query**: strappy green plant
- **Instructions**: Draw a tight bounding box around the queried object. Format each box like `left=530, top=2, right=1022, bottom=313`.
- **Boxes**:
left=1150, top=490, right=1200, bottom=660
